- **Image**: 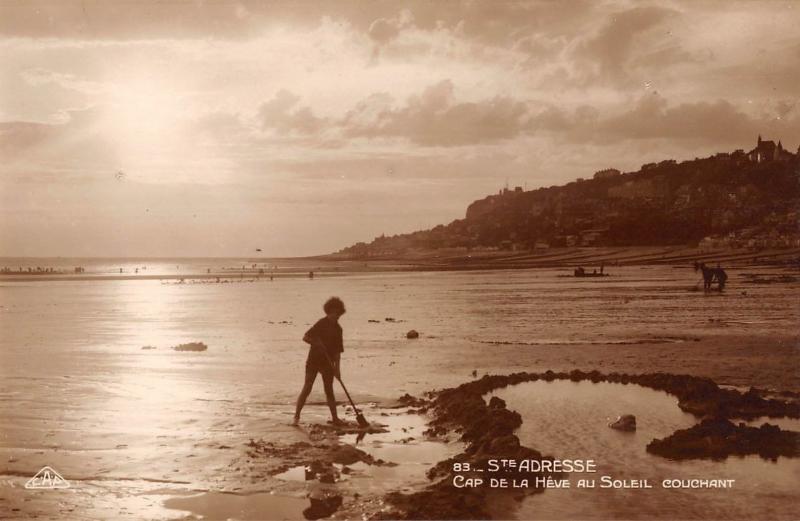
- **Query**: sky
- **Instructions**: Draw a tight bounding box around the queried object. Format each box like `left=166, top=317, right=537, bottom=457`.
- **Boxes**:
left=1, top=0, right=798, bottom=257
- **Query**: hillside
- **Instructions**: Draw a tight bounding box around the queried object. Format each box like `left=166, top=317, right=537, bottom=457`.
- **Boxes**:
left=336, top=140, right=800, bottom=259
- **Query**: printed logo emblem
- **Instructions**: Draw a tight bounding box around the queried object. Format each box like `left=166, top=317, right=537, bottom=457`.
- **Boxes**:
left=25, top=466, right=70, bottom=489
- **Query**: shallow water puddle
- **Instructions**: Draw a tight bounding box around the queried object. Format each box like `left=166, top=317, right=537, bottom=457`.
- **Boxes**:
left=275, top=465, right=312, bottom=482
left=163, top=491, right=308, bottom=520
left=278, top=407, right=459, bottom=495
left=488, top=380, right=800, bottom=520
left=275, top=462, right=353, bottom=484
left=340, top=408, right=459, bottom=489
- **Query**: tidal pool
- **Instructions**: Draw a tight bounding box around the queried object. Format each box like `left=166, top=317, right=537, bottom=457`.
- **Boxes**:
left=342, top=408, right=461, bottom=494
left=162, top=491, right=308, bottom=520
left=487, top=380, right=800, bottom=520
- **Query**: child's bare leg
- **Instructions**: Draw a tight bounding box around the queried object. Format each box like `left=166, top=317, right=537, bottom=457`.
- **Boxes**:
left=322, top=373, right=341, bottom=423
left=293, top=369, right=316, bottom=424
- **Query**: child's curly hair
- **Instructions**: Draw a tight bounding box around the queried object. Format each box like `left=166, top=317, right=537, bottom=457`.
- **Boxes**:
left=323, top=296, right=346, bottom=314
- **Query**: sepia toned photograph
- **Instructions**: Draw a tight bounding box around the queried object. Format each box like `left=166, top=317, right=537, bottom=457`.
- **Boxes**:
left=1, top=0, right=799, bottom=519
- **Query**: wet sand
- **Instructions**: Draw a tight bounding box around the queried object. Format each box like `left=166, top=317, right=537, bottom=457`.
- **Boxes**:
left=1, top=264, right=798, bottom=519
left=3, top=246, right=798, bottom=283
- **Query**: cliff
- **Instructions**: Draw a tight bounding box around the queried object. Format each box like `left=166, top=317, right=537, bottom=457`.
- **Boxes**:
left=337, top=145, right=800, bottom=258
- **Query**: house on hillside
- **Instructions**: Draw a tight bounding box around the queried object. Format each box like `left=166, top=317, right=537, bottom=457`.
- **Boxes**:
left=580, top=227, right=609, bottom=246
left=608, top=176, right=669, bottom=200
left=593, top=168, right=621, bottom=180
left=747, top=135, right=795, bottom=162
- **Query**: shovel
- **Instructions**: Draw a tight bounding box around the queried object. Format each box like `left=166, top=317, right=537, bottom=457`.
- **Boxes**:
left=320, top=349, right=370, bottom=428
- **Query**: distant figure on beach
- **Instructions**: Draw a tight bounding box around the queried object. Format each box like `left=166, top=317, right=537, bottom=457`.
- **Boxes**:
left=293, top=297, right=346, bottom=426
left=309, top=271, right=314, bottom=279
left=694, top=261, right=728, bottom=291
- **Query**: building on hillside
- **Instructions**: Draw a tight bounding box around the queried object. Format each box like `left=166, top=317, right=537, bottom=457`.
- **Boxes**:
left=593, top=168, right=621, bottom=180
left=608, top=176, right=669, bottom=200
left=580, top=227, right=609, bottom=246
left=748, top=135, right=795, bottom=162
left=500, top=185, right=524, bottom=195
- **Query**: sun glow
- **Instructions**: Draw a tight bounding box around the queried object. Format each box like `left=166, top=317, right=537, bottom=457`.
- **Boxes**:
left=99, top=75, right=203, bottom=182
left=108, top=77, right=183, bottom=144
left=118, top=81, right=177, bottom=125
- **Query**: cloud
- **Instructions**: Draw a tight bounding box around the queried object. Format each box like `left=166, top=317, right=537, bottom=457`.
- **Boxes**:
left=0, top=121, right=57, bottom=154
left=574, top=5, right=680, bottom=82
left=0, top=0, right=595, bottom=45
left=528, top=92, right=800, bottom=147
left=252, top=81, right=532, bottom=147
left=253, top=77, right=800, bottom=151
left=341, top=80, right=530, bottom=146
left=20, top=67, right=105, bottom=94
left=258, top=90, right=326, bottom=136
left=599, top=93, right=750, bottom=142
left=0, top=105, right=105, bottom=156
left=368, top=10, right=414, bottom=45
left=513, top=33, right=567, bottom=63
left=191, top=111, right=249, bottom=142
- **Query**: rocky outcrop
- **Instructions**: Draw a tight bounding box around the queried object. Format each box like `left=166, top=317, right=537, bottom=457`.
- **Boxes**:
left=647, top=418, right=800, bottom=460
left=172, top=342, right=208, bottom=352
left=381, top=378, right=559, bottom=519
left=303, top=495, right=343, bottom=520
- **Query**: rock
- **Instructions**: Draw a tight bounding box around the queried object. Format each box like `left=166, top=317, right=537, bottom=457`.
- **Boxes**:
left=329, top=445, right=371, bottom=465
left=487, top=434, right=521, bottom=454
left=488, top=396, right=506, bottom=409
left=172, top=342, right=208, bottom=352
left=141, top=345, right=156, bottom=350
left=303, top=495, right=342, bottom=520
left=397, top=393, right=427, bottom=407
left=609, top=414, right=637, bottom=431
left=368, top=319, right=381, bottom=323
left=308, top=460, right=328, bottom=474
left=406, top=330, right=419, bottom=339
left=647, top=418, right=800, bottom=460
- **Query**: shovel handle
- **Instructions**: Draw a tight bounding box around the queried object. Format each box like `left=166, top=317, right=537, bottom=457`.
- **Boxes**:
left=318, top=347, right=360, bottom=414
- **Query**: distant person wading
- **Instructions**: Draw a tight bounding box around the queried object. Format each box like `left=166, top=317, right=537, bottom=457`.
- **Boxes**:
left=293, top=297, right=346, bottom=426
left=694, top=261, right=728, bottom=291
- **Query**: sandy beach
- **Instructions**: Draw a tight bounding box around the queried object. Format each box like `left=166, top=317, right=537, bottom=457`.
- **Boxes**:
left=1, top=261, right=798, bottom=519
